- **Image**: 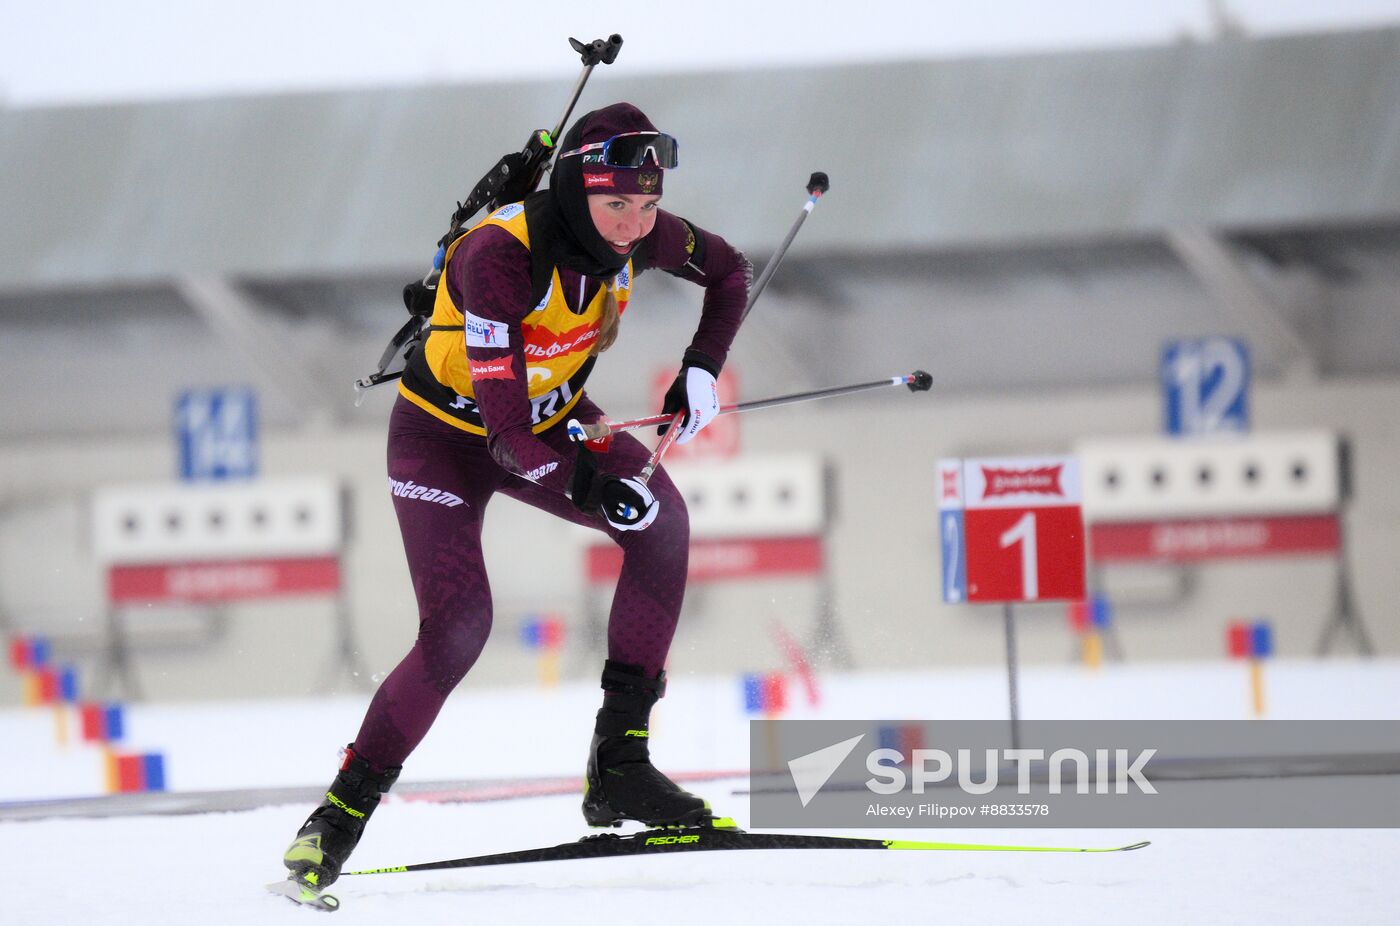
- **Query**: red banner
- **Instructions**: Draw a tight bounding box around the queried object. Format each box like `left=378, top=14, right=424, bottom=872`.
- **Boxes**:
left=107, top=556, right=341, bottom=604
left=1089, top=515, right=1341, bottom=563
left=586, top=537, right=823, bottom=584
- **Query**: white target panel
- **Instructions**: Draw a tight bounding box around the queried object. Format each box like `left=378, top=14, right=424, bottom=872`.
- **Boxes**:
left=662, top=453, right=830, bottom=539
left=92, top=476, right=345, bottom=564
left=1074, top=431, right=1342, bottom=522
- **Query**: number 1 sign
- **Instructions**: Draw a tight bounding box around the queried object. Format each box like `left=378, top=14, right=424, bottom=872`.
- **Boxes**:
left=939, top=457, right=1086, bottom=604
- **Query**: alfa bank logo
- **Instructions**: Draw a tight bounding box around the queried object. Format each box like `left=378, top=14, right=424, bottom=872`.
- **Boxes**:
left=523, top=323, right=598, bottom=359
left=469, top=356, right=515, bottom=381
left=980, top=464, right=1065, bottom=499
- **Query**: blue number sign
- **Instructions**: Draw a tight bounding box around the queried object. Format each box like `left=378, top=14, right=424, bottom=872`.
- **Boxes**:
left=176, top=388, right=258, bottom=481
left=938, top=460, right=966, bottom=604
left=1162, top=338, right=1250, bottom=436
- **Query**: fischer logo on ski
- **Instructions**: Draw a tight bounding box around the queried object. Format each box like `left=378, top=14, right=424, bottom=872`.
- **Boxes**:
left=643, top=834, right=702, bottom=846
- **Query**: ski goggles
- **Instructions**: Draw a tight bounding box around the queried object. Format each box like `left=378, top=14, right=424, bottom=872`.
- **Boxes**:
left=558, top=131, right=680, bottom=169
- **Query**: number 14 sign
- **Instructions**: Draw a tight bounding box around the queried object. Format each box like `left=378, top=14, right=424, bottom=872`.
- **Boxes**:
left=939, top=457, right=1086, bottom=604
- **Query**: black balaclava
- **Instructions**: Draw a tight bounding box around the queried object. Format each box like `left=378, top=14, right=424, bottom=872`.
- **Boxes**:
left=543, top=102, right=666, bottom=279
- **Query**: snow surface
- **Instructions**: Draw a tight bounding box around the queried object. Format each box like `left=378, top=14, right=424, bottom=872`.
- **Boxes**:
left=4, top=659, right=1399, bottom=924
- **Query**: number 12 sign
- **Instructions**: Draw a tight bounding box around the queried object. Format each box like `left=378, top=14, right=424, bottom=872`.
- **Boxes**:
left=939, top=457, right=1086, bottom=604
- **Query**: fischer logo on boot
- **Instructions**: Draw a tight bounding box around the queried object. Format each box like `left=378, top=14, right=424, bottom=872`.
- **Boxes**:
left=324, top=791, right=366, bottom=819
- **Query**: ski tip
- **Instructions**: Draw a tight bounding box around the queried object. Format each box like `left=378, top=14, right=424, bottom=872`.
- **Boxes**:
left=267, top=877, right=341, bottom=912
left=1116, top=841, right=1152, bottom=852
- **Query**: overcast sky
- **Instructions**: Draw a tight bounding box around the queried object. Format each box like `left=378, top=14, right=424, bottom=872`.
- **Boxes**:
left=4, top=0, right=1400, bottom=108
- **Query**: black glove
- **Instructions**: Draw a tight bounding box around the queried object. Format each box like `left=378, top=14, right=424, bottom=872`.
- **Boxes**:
left=569, top=447, right=659, bottom=532
left=659, top=349, right=721, bottom=444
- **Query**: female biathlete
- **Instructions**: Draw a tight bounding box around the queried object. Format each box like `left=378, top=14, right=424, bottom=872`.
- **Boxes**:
left=282, top=102, right=751, bottom=890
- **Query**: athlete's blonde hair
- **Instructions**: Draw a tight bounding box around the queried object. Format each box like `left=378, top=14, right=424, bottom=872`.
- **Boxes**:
left=591, top=287, right=620, bottom=355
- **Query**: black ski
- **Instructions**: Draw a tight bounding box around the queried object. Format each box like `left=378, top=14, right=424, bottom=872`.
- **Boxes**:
left=342, top=823, right=1149, bottom=877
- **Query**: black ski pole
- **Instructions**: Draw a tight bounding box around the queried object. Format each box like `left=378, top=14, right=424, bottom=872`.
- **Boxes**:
left=572, top=371, right=932, bottom=442
left=630, top=172, right=831, bottom=475
left=744, top=172, right=830, bottom=322
left=567, top=172, right=837, bottom=446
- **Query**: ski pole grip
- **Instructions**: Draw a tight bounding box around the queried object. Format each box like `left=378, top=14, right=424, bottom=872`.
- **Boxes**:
left=571, top=34, right=624, bottom=66
left=807, top=172, right=830, bottom=196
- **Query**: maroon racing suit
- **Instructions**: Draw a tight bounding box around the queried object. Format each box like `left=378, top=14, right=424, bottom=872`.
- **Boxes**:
left=351, top=208, right=749, bottom=768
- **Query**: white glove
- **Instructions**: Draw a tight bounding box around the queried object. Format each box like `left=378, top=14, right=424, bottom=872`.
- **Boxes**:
left=679, top=365, right=720, bottom=444
left=661, top=363, right=720, bottom=445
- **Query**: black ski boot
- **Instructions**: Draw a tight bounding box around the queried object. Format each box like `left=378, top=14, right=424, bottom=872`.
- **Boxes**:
left=283, top=745, right=401, bottom=890
left=582, top=660, right=713, bottom=828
